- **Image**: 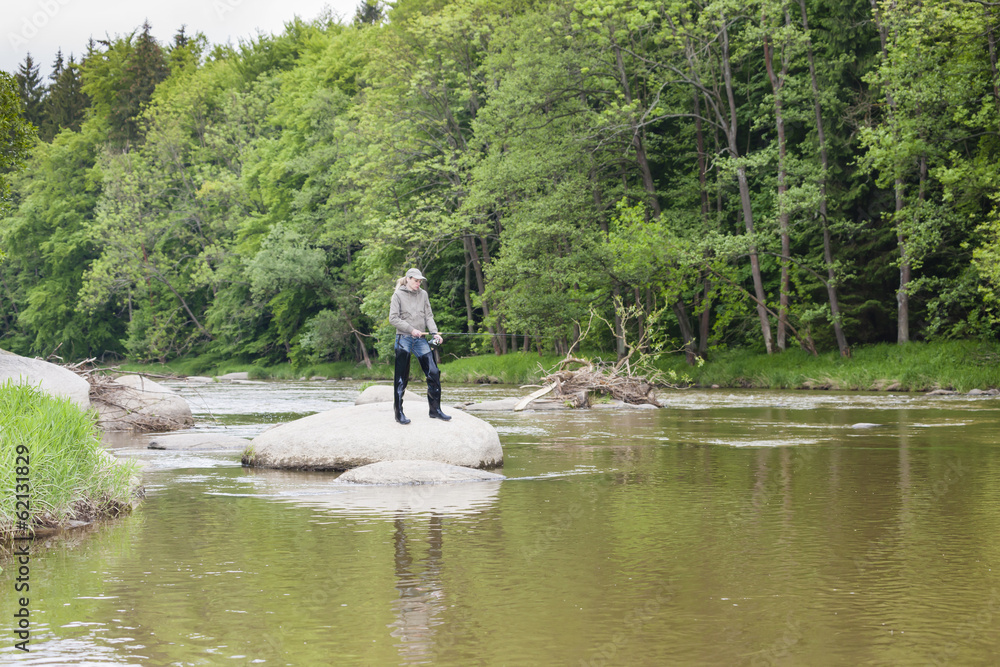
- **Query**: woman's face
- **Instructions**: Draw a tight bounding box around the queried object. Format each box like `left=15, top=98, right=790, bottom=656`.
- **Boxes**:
left=407, top=276, right=423, bottom=290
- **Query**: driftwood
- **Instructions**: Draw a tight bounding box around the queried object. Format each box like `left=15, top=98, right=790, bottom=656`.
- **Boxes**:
left=514, top=356, right=661, bottom=410
left=63, top=359, right=186, bottom=432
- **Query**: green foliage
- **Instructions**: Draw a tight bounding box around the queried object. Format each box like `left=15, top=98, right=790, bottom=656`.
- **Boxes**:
left=0, top=382, right=138, bottom=535
left=0, top=71, right=36, bottom=216
left=1, top=3, right=998, bottom=370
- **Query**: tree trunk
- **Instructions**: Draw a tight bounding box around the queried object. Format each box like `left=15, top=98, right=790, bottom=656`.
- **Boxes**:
left=463, top=248, right=474, bottom=333
left=721, top=15, right=773, bottom=353
left=764, top=27, right=791, bottom=352
left=698, top=280, right=711, bottom=357
left=871, top=0, right=909, bottom=344
left=799, top=0, right=849, bottom=357
left=463, top=234, right=501, bottom=354
left=611, top=31, right=661, bottom=217
left=673, top=301, right=697, bottom=364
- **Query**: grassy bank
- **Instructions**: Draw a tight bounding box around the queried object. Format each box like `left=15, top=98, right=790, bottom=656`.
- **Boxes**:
left=656, top=340, right=1000, bottom=392
left=117, top=341, right=1000, bottom=392
left=1, top=383, right=139, bottom=540
left=119, top=351, right=566, bottom=386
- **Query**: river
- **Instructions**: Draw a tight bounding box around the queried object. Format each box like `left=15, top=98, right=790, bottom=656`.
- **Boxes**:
left=2, top=381, right=1000, bottom=665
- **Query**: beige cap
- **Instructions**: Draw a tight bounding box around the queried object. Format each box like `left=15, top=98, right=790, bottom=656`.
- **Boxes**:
left=405, top=268, right=426, bottom=280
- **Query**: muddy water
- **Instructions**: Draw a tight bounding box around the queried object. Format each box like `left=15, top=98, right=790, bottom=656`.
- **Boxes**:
left=3, top=382, right=1000, bottom=665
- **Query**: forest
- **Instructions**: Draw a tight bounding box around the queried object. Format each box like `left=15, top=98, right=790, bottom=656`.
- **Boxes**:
left=1, top=0, right=999, bottom=369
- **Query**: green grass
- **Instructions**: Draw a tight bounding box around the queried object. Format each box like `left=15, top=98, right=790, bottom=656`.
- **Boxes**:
left=439, top=352, right=565, bottom=385
left=1, top=382, right=139, bottom=539
left=654, top=340, right=1000, bottom=392
left=116, top=340, right=1000, bottom=392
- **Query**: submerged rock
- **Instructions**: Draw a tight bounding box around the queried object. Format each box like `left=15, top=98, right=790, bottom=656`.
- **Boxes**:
left=354, top=384, right=420, bottom=405
left=0, top=349, right=91, bottom=408
left=94, top=375, right=194, bottom=431
left=243, top=402, right=503, bottom=470
left=147, top=433, right=249, bottom=451
left=460, top=397, right=520, bottom=412
left=334, top=460, right=505, bottom=485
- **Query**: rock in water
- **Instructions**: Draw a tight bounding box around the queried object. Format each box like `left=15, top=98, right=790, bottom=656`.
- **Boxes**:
left=0, top=349, right=91, bottom=408
left=334, top=460, right=505, bottom=485
left=94, top=375, right=194, bottom=431
left=147, top=433, right=249, bottom=451
left=244, top=402, right=503, bottom=470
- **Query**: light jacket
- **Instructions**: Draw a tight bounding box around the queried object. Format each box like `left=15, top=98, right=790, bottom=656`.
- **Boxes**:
left=389, top=285, right=438, bottom=336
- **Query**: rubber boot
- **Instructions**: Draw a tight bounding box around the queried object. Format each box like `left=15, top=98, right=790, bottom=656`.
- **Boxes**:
left=418, top=352, right=451, bottom=421
left=394, top=348, right=411, bottom=424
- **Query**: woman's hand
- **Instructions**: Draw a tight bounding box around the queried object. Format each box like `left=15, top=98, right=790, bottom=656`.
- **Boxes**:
left=410, top=329, right=424, bottom=337
left=432, top=333, right=443, bottom=345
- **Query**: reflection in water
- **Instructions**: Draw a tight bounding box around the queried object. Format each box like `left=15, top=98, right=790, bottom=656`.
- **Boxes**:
left=389, top=516, right=446, bottom=664
left=3, top=386, right=1000, bottom=665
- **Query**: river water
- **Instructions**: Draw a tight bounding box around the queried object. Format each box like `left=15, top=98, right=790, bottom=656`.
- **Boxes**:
left=3, top=381, right=1000, bottom=666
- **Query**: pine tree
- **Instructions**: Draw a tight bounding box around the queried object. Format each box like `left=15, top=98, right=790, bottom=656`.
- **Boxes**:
left=14, top=53, right=45, bottom=130
left=108, top=20, right=168, bottom=147
left=353, top=1, right=384, bottom=25
left=42, top=54, right=88, bottom=141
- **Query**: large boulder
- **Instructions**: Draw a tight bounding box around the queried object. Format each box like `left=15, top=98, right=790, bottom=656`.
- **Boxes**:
left=0, top=350, right=91, bottom=409
left=354, top=384, right=420, bottom=405
left=94, top=375, right=194, bottom=431
left=244, top=402, right=503, bottom=470
left=335, top=460, right=505, bottom=485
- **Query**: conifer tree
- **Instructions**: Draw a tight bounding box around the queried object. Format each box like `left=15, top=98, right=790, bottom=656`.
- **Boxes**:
left=108, top=21, right=168, bottom=147
left=42, top=54, right=88, bottom=141
left=14, top=53, right=45, bottom=130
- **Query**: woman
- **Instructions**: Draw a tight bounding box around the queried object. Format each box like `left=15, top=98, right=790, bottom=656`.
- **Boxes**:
left=388, top=268, right=450, bottom=424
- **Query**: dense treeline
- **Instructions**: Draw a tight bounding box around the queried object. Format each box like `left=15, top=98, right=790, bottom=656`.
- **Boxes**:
left=2, top=0, right=999, bottom=367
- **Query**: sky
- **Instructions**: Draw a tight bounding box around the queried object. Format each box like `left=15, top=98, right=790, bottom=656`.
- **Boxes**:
left=3, top=0, right=359, bottom=76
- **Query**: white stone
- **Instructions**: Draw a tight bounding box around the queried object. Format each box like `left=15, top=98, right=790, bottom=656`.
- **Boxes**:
left=94, top=375, right=194, bottom=431
left=245, top=402, right=502, bottom=470
left=334, top=460, right=505, bottom=485
left=354, top=384, right=421, bottom=405
left=217, top=371, right=250, bottom=381
left=0, top=349, right=91, bottom=408
left=462, top=397, right=520, bottom=412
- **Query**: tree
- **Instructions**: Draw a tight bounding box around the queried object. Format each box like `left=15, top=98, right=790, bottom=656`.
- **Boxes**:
left=42, top=55, right=88, bottom=141
left=0, top=71, right=36, bottom=216
left=354, top=0, right=386, bottom=25
left=14, top=54, right=46, bottom=131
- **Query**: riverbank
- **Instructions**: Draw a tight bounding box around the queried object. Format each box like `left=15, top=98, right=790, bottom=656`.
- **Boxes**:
left=0, top=384, right=140, bottom=544
left=117, top=340, right=1000, bottom=393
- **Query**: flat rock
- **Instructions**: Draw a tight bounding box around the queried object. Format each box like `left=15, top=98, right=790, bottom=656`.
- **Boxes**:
left=186, top=376, right=214, bottom=383
left=850, top=423, right=882, bottom=429
left=354, top=384, right=421, bottom=405
left=217, top=371, right=250, bottom=381
left=926, top=389, right=957, bottom=396
left=147, top=433, right=250, bottom=451
left=244, top=402, right=503, bottom=471
left=334, top=460, right=505, bottom=485
left=592, top=400, right=659, bottom=410
left=94, top=375, right=194, bottom=431
left=462, top=397, right=520, bottom=412
left=0, top=349, right=91, bottom=408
